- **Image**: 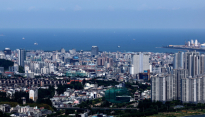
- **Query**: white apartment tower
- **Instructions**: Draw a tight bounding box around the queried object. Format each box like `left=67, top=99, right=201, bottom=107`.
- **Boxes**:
left=151, top=75, right=167, bottom=102
left=132, top=53, right=149, bottom=75
left=29, top=89, right=38, bottom=102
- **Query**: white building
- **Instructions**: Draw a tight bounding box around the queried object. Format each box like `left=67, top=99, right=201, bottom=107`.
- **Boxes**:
left=191, top=39, right=194, bottom=45
left=14, top=64, right=19, bottom=72
left=195, top=39, right=198, bottom=46
left=188, top=41, right=191, bottom=46
left=49, top=65, right=55, bottom=73
left=41, top=67, right=49, bottom=74
left=151, top=75, right=166, bottom=102
left=29, top=89, right=38, bottom=102
left=52, top=54, right=58, bottom=61
left=61, top=48, right=66, bottom=53
left=132, top=53, right=150, bottom=75
left=24, top=65, right=29, bottom=73
left=0, top=52, right=5, bottom=59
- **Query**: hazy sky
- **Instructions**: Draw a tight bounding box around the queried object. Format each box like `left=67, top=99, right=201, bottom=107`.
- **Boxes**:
left=0, top=0, right=205, bottom=29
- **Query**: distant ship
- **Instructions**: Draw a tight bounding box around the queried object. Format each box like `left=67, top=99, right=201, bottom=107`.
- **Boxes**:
left=133, top=39, right=135, bottom=40
left=34, top=43, right=38, bottom=45
left=118, top=46, right=120, bottom=48
left=22, top=37, right=25, bottom=40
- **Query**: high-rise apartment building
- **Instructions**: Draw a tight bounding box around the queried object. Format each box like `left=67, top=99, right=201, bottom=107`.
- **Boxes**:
left=152, top=72, right=205, bottom=103
left=29, top=89, right=38, bottom=102
left=173, top=51, right=184, bottom=69
left=91, top=46, right=99, bottom=56
left=181, top=75, right=205, bottom=103
left=172, top=69, right=188, bottom=100
left=200, top=54, right=205, bottom=74
left=97, top=57, right=105, bottom=66
left=151, top=69, right=187, bottom=102
left=151, top=75, right=167, bottom=102
left=4, top=48, right=11, bottom=55
left=166, top=74, right=174, bottom=101
left=105, top=58, right=113, bottom=68
left=52, top=54, right=58, bottom=61
left=174, top=51, right=204, bottom=77
left=18, top=49, right=26, bottom=67
left=132, top=53, right=149, bottom=75
left=41, top=67, right=49, bottom=74
left=152, top=51, right=205, bottom=104
left=184, top=51, right=200, bottom=77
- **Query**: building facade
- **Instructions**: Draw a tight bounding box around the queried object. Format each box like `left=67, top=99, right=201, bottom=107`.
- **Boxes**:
left=91, top=46, right=99, bottom=56
left=132, top=53, right=150, bottom=75
left=18, top=49, right=26, bottom=67
left=29, top=89, right=38, bottom=102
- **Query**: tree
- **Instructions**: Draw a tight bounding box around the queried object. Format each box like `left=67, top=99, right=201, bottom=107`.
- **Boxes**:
left=82, top=78, right=86, bottom=86
left=18, top=66, right=25, bottom=73
left=38, top=86, right=55, bottom=99
left=0, top=111, right=10, bottom=117
left=0, top=59, right=14, bottom=71
left=37, top=99, right=52, bottom=107
left=56, top=82, right=83, bottom=95
left=65, top=109, right=75, bottom=115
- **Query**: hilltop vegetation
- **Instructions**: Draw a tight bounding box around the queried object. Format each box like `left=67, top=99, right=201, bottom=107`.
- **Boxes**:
left=0, top=59, right=14, bottom=71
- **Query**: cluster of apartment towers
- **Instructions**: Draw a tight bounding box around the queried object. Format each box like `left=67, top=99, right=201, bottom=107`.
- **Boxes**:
left=152, top=51, right=205, bottom=103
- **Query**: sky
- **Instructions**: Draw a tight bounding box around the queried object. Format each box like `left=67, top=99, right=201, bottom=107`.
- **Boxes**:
left=0, top=0, right=205, bottom=29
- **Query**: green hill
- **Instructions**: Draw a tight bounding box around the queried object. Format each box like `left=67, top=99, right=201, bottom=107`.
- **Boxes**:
left=0, top=59, right=14, bottom=71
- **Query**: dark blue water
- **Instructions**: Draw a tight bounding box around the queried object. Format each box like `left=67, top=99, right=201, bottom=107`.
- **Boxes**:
left=0, top=28, right=204, bottom=52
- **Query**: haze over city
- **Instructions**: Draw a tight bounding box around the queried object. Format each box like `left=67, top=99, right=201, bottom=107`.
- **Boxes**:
left=0, top=0, right=205, bottom=29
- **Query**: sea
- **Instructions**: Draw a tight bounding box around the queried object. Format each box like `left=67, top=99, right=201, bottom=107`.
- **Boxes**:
left=0, top=28, right=205, bottom=53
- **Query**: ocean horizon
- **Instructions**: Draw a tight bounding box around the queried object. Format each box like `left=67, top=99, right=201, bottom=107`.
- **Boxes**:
left=0, top=28, right=205, bottom=53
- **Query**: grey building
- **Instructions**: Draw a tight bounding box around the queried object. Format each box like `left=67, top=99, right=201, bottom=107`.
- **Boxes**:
left=151, top=70, right=188, bottom=102
left=0, top=104, right=11, bottom=112
left=151, top=75, right=166, bottom=102
left=27, top=72, right=34, bottom=78
left=173, top=51, right=184, bottom=69
left=152, top=51, right=205, bottom=104
left=181, top=77, right=197, bottom=103
left=0, top=67, right=4, bottom=73
left=200, top=54, right=205, bottom=74
left=173, top=51, right=205, bottom=77
left=166, top=74, right=174, bottom=101
left=184, top=51, right=200, bottom=77
left=18, top=49, right=26, bottom=67
left=172, top=69, right=188, bottom=100
left=3, top=48, right=11, bottom=55
left=181, top=75, right=205, bottom=103
left=91, top=46, right=99, bottom=56
left=152, top=73, right=205, bottom=104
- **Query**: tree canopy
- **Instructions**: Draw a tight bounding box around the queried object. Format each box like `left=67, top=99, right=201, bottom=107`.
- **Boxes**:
left=0, top=59, right=14, bottom=71
left=56, top=81, right=83, bottom=95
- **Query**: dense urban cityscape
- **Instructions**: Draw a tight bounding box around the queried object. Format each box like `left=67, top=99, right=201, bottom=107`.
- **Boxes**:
left=0, top=44, right=204, bottom=117
left=1, top=0, right=205, bottom=117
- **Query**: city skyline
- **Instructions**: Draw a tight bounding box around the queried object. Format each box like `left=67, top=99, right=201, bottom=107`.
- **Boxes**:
left=1, top=0, right=205, bottom=117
